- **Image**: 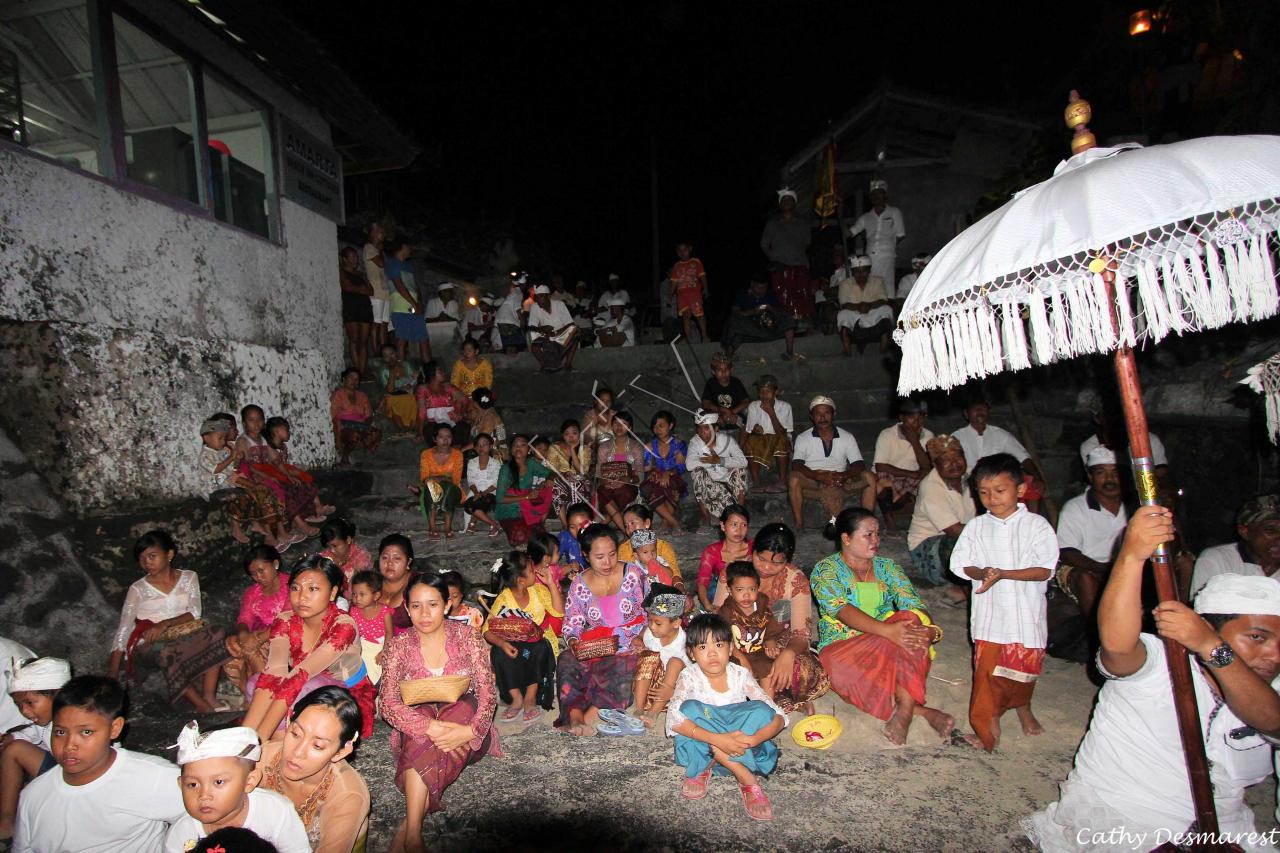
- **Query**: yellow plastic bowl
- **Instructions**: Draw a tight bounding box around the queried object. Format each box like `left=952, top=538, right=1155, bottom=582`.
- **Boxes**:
left=791, top=713, right=843, bottom=750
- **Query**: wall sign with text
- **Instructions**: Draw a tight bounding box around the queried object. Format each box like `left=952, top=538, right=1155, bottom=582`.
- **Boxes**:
left=278, top=115, right=344, bottom=224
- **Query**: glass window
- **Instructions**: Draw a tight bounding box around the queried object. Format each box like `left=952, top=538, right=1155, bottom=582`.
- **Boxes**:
left=203, top=70, right=276, bottom=240
left=0, top=0, right=103, bottom=174
left=112, top=13, right=199, bottom=205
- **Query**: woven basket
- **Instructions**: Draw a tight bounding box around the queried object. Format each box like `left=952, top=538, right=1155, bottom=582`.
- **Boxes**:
left=572, top=634, right=619, bottom=661
left=399, top=675, right=471, bottom=706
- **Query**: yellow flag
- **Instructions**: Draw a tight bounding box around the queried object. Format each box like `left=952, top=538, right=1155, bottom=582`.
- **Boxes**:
left=814, top=141, right=839, bottom=227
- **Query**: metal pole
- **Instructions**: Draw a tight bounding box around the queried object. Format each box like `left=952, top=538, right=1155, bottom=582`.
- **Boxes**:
left=527, top=444, right=606, bottom=523
left=628, top=378, right=698, bottom=416
left=669, top=335, right=701, bottom=402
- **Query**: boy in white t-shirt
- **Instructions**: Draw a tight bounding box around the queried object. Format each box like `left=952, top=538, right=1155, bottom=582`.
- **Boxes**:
left=741, top=375, right=793, bottom=493
left=163, top=721, right=309, bottom=853
left=632, top=585, right=690, bottom=729
left=13, top=675, right=185, bottom=853
left=949, top=453, right=1059, bottom=752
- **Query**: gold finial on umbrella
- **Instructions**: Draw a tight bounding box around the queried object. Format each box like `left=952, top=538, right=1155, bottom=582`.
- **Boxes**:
left=1064, top=90, right=1096, bottom=154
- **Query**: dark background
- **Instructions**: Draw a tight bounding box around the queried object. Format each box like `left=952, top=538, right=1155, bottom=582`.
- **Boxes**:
left=297, top=0, right=1280, bottom=303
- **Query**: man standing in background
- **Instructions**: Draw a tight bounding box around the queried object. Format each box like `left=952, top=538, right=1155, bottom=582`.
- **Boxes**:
left=760, top=187, right=814, bottom=321
left=849, top=180, right=905, bottom=296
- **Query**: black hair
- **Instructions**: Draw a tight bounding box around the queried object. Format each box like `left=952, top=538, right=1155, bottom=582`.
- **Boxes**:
left=461, top=337, right=480, bottom=351
left=133, top=529, right=177, bottom=563
left=1202, top=613, right=1244, bottom=632
left=528, top=529, right=559, bottom=566
left=320, top=517, right=356, bottom=547
left=752, top=522, right=796, bottom=560
left=288, top=555, right=345, bottom=594
left=472, top=387, right=495, bottom=409
left=642, top=582, right=682, bottom=610
left=968, top=452, right=1025, bottom=490
left=240, top=404, right=264, bottom=421
left=596, top=386, right=614, bottom=404
left=210, top=412, right=236, bottom=426
left=749, top=270, right=770, bottom=285
left=505, top=434, right=532, bottom=482
left=685, top=613, right=733, bottom=650
left=560, top=418, right=581, bottom=436
left=290, top=685, right=362, bottom=747
left=53, top=675, right=124, bottom=721
left=383, top=236, right=410, bottom=255
left=242, top=544, right=281, bottom=577
left=341, top=367, right=360, bottom=381
left=419, top=360, right=444, bottom=385
left=438, top=569, right=467, bottom=596
left=432, top=422, right=454, bottom=440
left=565, top=502, right=593, bottom=523
left=193, top=827, right=279, bottom=853
left=350, top=570, right=382, bottom=593
left=378, top=533, right=415, bottom=563
left=263, top=416, right=290, bottom=449
left=717, top=503, right=750, bottom=540
left=577, top=522, right=617, bottom=555
left=613, top=410, right=634, bottom=429
left=650, top=409, right=676, bottom=429
left=405, top=571, right=451, bottom=604
left=964, top=396, right=990, bottom=411
left=530, top=434, right=550, bottom=448
left=725, top=560, right=759, bottom=586
left=824, top=507, right=877, bottom=542
left=473, top=432, right=493, bottom=448
left=490, top=550, right=531, bottom=594
left=622, top=503, right=652, bottom=523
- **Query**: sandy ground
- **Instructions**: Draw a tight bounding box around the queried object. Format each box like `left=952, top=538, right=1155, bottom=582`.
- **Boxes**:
left=118, top=482, right=1278, bottom=852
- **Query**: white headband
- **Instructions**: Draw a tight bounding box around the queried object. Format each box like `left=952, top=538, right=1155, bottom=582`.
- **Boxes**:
left=1194, top=573, right=1280, bottom=617
left=870, top=179, right=888, bottom=192
left=809, top=395, right=836, bottom=412
left=8, top=657, right=71, bottom=693
left=694, top=409, right=719, bottom=426
left=777, top=187, right=798, bottom=201
left=850, top=256, right=872, bottom=269
left=1085, top=446, right=1117, bottom=468
left=174, top=721, right=261, bottom=765
left=533, top=285, right=551, bottom=295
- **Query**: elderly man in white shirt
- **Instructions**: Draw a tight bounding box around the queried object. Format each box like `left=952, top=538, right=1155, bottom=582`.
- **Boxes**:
left=788, top=395, right=876, bottom=529
left=1056, top=446, right=1130, bottom=623
left=906, top=434, right=975, bottom=604
left=685, top=410, right=749, bottom=527
left=527, top=284, right=579, bottom=373
left=492, top=275, right=528, bottom=353
left=594, top=297, right=636, bottom=347
left=894, top=252, right=930, bottom=305
left=1190, top=494, right=1280, bottom=597
left=848, top=179, right=905, bottom=295
left=952, top=398, right=1046, bottom=509
left=424, top=282, right=461, bottom=322
left=836, top=256, right=893, bottom=355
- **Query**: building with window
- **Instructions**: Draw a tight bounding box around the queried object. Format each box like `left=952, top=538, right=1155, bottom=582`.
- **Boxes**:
left=0, top=0, right=415, bottom=511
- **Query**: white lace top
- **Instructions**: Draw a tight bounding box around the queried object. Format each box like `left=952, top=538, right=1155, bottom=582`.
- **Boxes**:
left=111, top=570, right=203, bottom=652
left=665, top=661, right=786, bottom=737
left=466, top=455, right=501, bottom=495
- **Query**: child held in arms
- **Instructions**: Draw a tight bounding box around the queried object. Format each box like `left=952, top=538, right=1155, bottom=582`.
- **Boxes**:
left=0, top=657, right=71, bottom=843
left=163, top=721, right=309, bottom=853
left=13, top=675, right=186, bottom=852
left=949, top=452, right=1059, bottom=751
left=666, top=613, right=786, bottom=822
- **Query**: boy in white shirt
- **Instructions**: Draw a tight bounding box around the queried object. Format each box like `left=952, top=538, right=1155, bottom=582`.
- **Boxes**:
left=632, top=585, right=690, bottom=729
left=13, top=675, right=185, bottom=853
left=0, top=657, right=70, bottom=842
left=667, top=614, right=786, bottom=822
left=741, top=375, right=793, bottom=493
left=949, top=453, right=1059, bottom=752
left=163, top=722, right=309, bottom=853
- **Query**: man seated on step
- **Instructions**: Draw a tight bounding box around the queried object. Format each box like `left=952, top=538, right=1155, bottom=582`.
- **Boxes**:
left=1079, top=406, right=1169, bottom=480
left=788, top=395, right=876, bottom=530
left=1055, top=446, right=1130, bottom=628
left=871, top=397, right=934, bottom=531
left=951, top=397, right=1046, bottom=512
left=1190, top=494, right=1280, bottom=598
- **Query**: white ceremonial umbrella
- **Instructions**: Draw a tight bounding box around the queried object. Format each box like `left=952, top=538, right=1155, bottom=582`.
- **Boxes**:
left=895, top=92, right=1280, bottom=839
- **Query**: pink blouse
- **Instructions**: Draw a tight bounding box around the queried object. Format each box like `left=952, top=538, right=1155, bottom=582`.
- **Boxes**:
left=377, top=622, right=500, bottom=754
left=319, top=542, right=373, bottom=596
left=352, top=604, right=391, bottom=644
left=237, top=582, right=291, bottom=633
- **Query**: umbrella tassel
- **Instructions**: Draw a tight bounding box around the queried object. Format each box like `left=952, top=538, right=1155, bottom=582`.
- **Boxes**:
left=1203, top=245, right=1232, bottom=328
left=964, top=308, right=985, bottom=380
left=1222, top=240, right=1250, bottom=322
left=929, top=321, right=951, bottom=388
left=1136, top=261, right=1169, bottom=343
left=1113, top=273, right=1138, bottom=349
left=1060, top=281, right=1089, bottom=356
left=1159, top=258, right=1189, bottom=334
left=1028, top=288, right=1052, bottom=366
left=1002, top=303, right=1031, bottom=371
left=1248, top=233, right=1279, bottom=320
left=1090, top=273, right=1118, bottom=352
left=980, top=303, right=1003, bottom=375
left=914, top=325, right=939, bottom=390
left=1186, top=251, right=1219, bottom=329
left=946, top=312, right=967, bottom=387
left=1046, top=284, right=1068, bottom=359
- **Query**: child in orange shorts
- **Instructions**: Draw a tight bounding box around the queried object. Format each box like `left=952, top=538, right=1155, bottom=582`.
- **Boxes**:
left=670, top=242, right=709, bottom=343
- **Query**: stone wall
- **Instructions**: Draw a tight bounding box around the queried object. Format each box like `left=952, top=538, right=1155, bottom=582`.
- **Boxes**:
left=0, top=142, right=341, bottom=513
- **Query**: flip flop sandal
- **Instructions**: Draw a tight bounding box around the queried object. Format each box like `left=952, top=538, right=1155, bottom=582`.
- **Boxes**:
left=595, top=722, right=626, bottom=737
left=501, top=706, right=522, bottom=721
left=740, top=784, right=773, bottom=821
left=598, top=708, right=645, bottom=735
left=489, top=527, right=501, bottom=538
left=681, top=767, right=713, bottom=799
left=522, top=707, right=543, bottom=723
left=427, top=531, right=441, bottom=541
left=444, top=531, right=456, bottom=540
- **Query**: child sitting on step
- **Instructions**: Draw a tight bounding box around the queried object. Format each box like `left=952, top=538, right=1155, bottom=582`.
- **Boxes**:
left=632, top=585, right=688, bottom=729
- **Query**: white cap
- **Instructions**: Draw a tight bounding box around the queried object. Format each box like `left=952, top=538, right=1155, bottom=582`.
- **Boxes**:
left=8, top=657, right=71, bottom=693
left=777, top=187, right=798, bottom=201
left=1085, top=446, right=1117, bottom=468
left=809, top=395, right=836, bottom=412
left=174, top=720, right=262, bottom=765
left=1194, top=573, right=1280, bottom=617
left=438, top=282, right=456, bottom=292
left=911, top=254, right=932, bottom=268
left=870, top=179, right=888, bottom=192
left=608, top=273, right=620, bottom=281
left=533, top=285, right=551, bottom=295
left=694, top=409, right=719, bottom=426
left=850, top=256, right=872, bottom=269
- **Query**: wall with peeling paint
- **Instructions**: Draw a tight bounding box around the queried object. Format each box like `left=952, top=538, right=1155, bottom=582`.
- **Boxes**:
left=0, top=145, right=340, bottom=512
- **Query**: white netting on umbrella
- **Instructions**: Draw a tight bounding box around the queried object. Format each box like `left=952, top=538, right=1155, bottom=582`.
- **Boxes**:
left=895, top=197, right=1280, bottom=395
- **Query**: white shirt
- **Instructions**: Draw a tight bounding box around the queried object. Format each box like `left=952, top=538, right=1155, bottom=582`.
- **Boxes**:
left=457, top=305, right=488, bottom=339
left=791, top=426, right=862, bottom=473
left=906, top=469, right=976, bottom=550
left=596, top=316, right=636, bottom=346
left=111, top=570, right=203, bottom=652
left=848, top=207, right=905, bottom=255
left=1190, top=543, right=1267, bottom=599
left=164, top=788, right=311, bottom=853
left=743, top=400, right=793, bottom=436
left=873, top=424, right=935, bottom=472
left=14, top=746, right=185, bottom=853
left=424, top=296, right=460, bottom=321
left=527, top=300, right=575, bottom=344
left=643, top=627, right=691, bottom=671
left=665, top=662, right=786, bottom=738
left=1027, top=634, right=1275, bottom=852
left=951, top=423, right=1029, bottom=473
left=466, top=455, right=501, bottom=496
left=1056, top=490, right=1128, bottom=564
left=685, top=433, right=747, bottom=483
left=361, top=243, right=388, bottom=301
left=197, top=445, right=233, bottom=493
left=896, top=271, right=919, bottom=300
left=0, top=637, right=36, bottom=742
left=493, top=291, right=523, bottom=326
left=949, top=504, right=1058, bottom=647
left=1079, top=432, right=1168, bottom=468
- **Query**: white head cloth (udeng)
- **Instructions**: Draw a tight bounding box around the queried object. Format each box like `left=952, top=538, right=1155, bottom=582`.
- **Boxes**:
left=1085, top=446, right=1118, bottom=468
left=777, top=187, right=798, bottom=201
left=870, top=179, right=888, bottom=192
left=174, top=720, right=262, bottom=765
left=850, top=255, right=872, bottom=269
left=8, top=657, right=71, bottom=693
left=1194, top=573, right=1280, bottom=617
left=694, top=409, right=719, bottom=426
left=809, top=395, right=836, bottom=412
left=533, top=285, right=551, bottom=295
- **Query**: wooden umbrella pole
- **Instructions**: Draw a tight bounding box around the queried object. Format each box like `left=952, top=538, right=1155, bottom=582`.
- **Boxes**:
left=1103, top=266, right=1220, bottom=838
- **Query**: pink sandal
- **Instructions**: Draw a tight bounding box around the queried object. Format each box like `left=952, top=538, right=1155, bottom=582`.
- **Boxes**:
left=681, top=767, right=713, bottom=800
left=740, top=784, right=773, bottom=821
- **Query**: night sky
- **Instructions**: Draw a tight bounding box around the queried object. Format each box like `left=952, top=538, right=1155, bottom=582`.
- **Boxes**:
left=295, top=0, right=1254, bottom=297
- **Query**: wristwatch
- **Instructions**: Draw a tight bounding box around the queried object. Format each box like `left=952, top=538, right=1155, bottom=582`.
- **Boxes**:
left=1200, top=642, right=1236, bottom=669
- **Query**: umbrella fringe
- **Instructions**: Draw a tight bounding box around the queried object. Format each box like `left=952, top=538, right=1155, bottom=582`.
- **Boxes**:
left=1247, top=234, right=1278, bottom=321
left=1029, top=289, right=1052, bottom=365
left=981, top=303, right=1003, bottom=375
left=1159, top=257, right=1191, bottom=335
left=1089, top=274, right=1117, bottom=352
left=1114, top=274, right=1138, bottom=349
left=1049, top=283, right=1071, bottom=358
left=1223, top=240, right=1250, bottom=320
left=1002, top=303, right=1031, bottom=372
left=1136, top=261, right=1170, bottom=343
left=1204, top=245, right=1233, bottom=328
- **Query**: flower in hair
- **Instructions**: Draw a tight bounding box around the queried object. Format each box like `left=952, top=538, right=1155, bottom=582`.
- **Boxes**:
left=490, top=557, right=504, bottom=575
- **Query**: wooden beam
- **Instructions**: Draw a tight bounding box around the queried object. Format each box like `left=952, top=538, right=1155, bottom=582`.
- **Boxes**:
left=836, top=156, right=950, bottom=173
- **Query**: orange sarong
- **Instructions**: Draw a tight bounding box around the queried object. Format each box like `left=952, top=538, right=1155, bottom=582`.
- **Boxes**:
left=817, top=610, right=930, bottom=721
left=969, top=640, right=1044, bottom=752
